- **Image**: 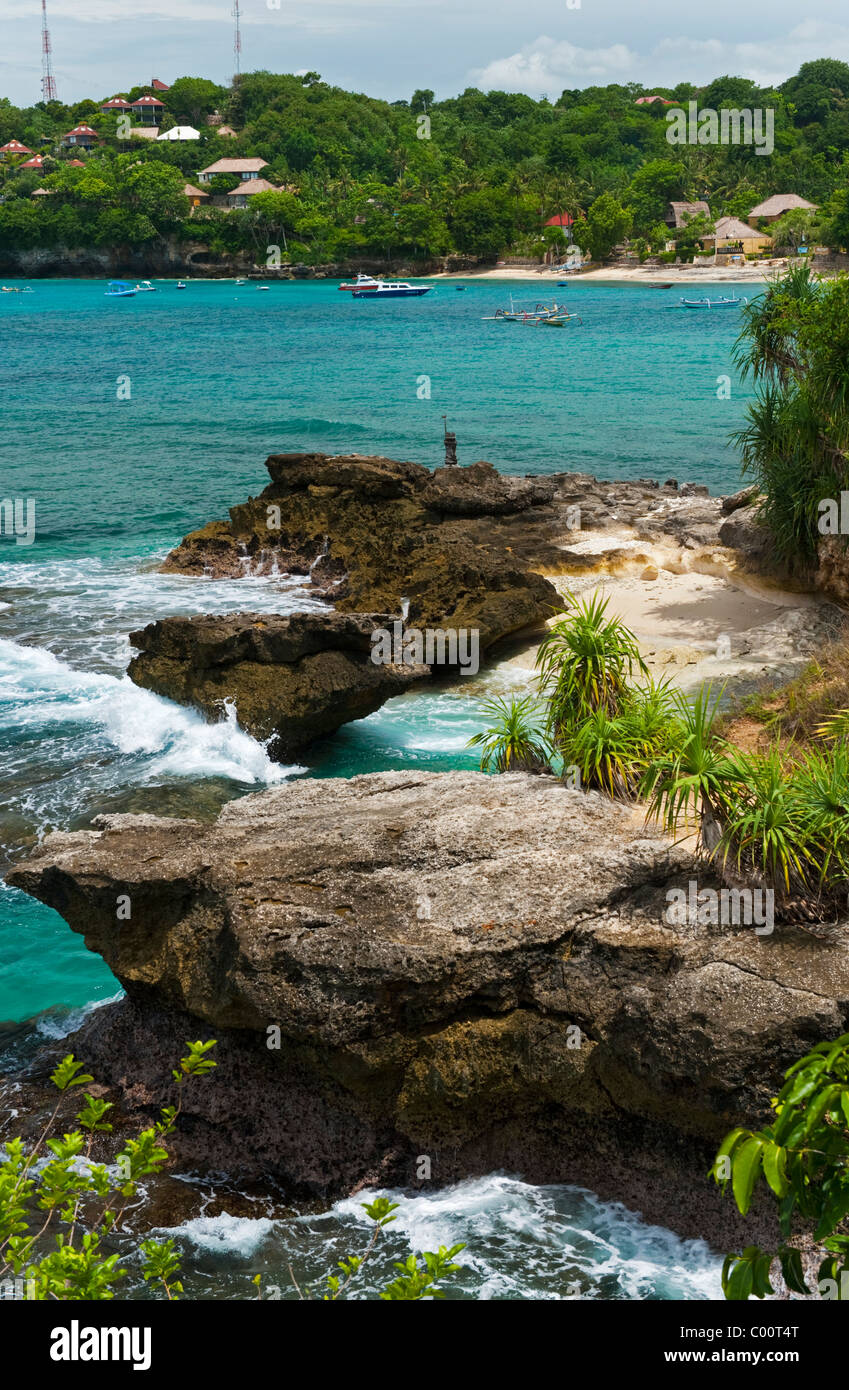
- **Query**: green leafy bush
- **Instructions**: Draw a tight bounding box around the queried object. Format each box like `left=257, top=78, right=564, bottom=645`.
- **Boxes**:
left=714, top=1034, right=849, bottom=1300
left=0, top=1045, right=466, bottom=1302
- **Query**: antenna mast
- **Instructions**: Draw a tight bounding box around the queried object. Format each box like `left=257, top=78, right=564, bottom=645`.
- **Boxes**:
left=232, top=0, right=241, bottom=85
left=41, top=0, right=58, bottom=103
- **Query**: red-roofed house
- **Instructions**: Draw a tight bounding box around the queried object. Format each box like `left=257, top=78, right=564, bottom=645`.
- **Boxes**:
left=131, top=95, right=164, bottom=124
left=68, top=158, right=85, bottom=167
left=0, top=139, right=33, bottom=159
left=545, top=211, right=574, bottom=229
left=635, top=95, right=676, bottom=105
left=19, top=154, right=44, bottom=170
left=101, top=97, right=131, bottom=114
left=62, top=124, right=99, bottom=149
left=151, top=78, right=170, bottom=91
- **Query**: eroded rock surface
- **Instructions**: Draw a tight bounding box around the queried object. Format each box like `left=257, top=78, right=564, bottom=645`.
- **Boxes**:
left=127, top=610, right=425, bottom=758
left=9, top=770, right=849, bottom=1242
left=161, top=452, right=562, bottom=644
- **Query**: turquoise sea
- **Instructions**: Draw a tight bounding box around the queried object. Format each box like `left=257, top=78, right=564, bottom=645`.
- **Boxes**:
left=0, top=275, right=752, bottom=1297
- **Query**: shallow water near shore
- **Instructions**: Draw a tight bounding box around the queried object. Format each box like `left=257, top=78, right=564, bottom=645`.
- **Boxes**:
left=0, top=279, right=749, bottom=1296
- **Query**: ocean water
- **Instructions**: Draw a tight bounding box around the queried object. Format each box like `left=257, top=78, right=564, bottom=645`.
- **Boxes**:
left=0, top=276, right=750, bottom=1296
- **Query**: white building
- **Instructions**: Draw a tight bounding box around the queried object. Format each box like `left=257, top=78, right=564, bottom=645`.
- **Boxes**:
left=157, top=126, right=200, bottom=142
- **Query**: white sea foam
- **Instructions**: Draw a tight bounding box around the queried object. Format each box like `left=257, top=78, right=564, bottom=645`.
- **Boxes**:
left=0, top=636, right=300, bottom=786
left=328, top=1174, right=723, bottom=1301
left=159, top=1214, right=277, bottom=1258
left=34, top=992, right=124, bottom=1041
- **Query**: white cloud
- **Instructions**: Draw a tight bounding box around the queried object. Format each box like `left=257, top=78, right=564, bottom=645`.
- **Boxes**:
left=471, top=37, right=639, bottom=95
left=470, top=23, right=849, bottom=96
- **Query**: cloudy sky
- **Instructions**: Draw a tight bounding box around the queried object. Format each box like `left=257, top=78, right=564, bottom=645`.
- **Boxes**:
left=1, top=0, right=847, bottom=107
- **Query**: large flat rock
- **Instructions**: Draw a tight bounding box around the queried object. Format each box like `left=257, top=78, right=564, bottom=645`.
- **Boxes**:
left=9, top=770, right=849, bottom=1239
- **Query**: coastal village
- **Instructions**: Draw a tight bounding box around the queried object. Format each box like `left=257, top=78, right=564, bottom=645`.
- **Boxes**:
left=3, top=35, right=849, bottom=1329
left=0, top=66, right=842, bottom=277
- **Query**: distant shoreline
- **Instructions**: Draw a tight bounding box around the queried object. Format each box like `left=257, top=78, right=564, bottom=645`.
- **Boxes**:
left=0, top=257, right=829, bottom=287
left=434, top=259, right=801, bottom=285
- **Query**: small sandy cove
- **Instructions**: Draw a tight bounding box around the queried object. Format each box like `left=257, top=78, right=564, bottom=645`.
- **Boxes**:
left=479, top=530, right=839, bottom=707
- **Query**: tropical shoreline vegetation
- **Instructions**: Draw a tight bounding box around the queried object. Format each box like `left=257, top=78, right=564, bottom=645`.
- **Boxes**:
left=2, top=61, right=849, bottom=266
left=468, top=264, right=849, bottom=928
left=0, top=1042, right=465, bottom=1300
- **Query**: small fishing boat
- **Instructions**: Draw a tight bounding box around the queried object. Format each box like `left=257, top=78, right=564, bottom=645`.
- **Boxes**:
left=482, top=297, right=581, bottom=325
left=104, top=281, right=137, bottom=298
left=135, top=280, right=156, bottom=292
left=339, top=273, right=381, bottom=292
left=647, top=283, right=673, bottom=290
left=175, top=281, right=187, bottom=290
left=680, top=295, right=747, bottom=309
left=257, top=285, right=270, bottom=291
left=456, top=285, right=467, bottom=292
left=235, top=277, right=247, bottom=285
left=352, top=280, right=431, bottom=299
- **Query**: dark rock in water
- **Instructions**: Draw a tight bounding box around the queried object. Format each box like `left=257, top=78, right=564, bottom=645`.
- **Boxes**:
left=128, top=610, right=425, bottom=759
left=9, top=769, right=848, bottom=1244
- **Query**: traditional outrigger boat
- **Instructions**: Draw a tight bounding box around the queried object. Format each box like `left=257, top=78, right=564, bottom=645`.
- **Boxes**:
left=483, top=297, right=582, bottom=326
left=680, top=295, right=747, bottom=308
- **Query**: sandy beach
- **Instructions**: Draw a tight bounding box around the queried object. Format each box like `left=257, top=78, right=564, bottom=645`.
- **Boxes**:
left=435, top=259, right=794, bottom=284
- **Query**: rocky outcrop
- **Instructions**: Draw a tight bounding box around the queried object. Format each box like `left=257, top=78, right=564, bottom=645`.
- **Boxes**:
left=9, top=769, right=849, bottom=1243
left=816, top=534, right=849, bottom=605
left=161, top=452, right=563, bottom=646
left=127, top=611, right=425, bottom=759
left=718, top=503, right=775, bottom=570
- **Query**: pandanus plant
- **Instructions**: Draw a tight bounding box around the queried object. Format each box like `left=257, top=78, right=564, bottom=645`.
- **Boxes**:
left=535, top=593, right=648, bottom=732
left=640, top=685, right=738, bottom=853
left=466, top=694, right=553, bottom=774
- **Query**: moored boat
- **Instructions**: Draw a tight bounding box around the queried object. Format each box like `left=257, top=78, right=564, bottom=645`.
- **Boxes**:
left=339, top=273, right=381, bottom=292
left=482, top=297, right=581, bottom=325
left=352, top=280, right=431, bottom=299
left=104, top=281, right=137, bottom=298
left=135, top=281, right=156, bottom=292
left=680, top=295, right=747, bottom=308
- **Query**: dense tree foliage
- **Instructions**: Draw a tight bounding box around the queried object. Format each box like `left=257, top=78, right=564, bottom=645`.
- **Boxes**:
left=733, top=264, right=849, bottom=570
left=1, top=62, right=849, bottom=265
